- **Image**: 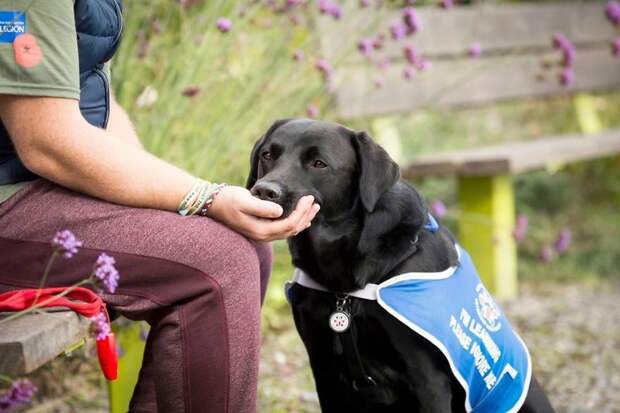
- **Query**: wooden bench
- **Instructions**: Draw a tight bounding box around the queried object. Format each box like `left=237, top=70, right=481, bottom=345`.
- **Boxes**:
left=318, top=1, right=620, bottom=299
left=0, top=311, right=145, bottom=413
left=0, top=311, right=90, bottom=376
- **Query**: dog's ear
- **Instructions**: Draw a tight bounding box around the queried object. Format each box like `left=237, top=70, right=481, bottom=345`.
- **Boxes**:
left=351, top=131, right=400, bottom=212
left=245, top=119, right=292, bottom=189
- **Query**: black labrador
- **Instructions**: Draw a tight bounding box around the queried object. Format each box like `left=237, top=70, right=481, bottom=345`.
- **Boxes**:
left=247, top=119, right=555, bottom=413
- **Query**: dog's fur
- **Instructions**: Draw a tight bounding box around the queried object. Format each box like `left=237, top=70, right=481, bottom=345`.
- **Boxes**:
left=247, top=119, right=555, bottom=413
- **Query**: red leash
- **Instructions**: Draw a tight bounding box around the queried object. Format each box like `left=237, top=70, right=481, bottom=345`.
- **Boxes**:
left=0, top=287, right=118, bottom=380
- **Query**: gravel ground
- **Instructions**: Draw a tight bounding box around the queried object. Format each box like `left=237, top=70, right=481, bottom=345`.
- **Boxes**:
left=11, top=279, right=620, bottom=412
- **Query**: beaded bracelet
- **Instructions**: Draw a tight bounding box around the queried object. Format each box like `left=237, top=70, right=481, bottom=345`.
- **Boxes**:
left=197, top=183, right=227, bottom=216
left=177, top=179, right=226, bottom=217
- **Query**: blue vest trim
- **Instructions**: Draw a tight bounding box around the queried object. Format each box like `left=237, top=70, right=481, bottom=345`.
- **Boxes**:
left=376, top=246, right=531, bottom=413
left=424, top=213, right=439, bottom=232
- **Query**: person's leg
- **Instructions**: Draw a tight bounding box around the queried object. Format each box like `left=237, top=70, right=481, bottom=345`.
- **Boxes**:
left=0, top=179, right=272, bottom=413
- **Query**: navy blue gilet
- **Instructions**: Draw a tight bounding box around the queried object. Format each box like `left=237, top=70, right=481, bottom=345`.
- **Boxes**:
left=0, top=0, right=123, bottom=185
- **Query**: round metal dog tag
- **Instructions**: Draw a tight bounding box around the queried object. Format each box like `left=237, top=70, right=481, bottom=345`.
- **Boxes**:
left=329, top=311, right=351, bottom=333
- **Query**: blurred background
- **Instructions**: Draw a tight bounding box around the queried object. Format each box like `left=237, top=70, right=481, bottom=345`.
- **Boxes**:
left=12, top=0, right=620, bottom=412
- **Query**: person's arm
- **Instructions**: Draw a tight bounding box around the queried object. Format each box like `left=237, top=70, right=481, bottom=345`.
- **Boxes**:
left=0, top=95, right=318, bottom=241
left=107, top=92, right=143, bottom=148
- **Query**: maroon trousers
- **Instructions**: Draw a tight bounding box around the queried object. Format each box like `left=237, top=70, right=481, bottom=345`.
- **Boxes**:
left=0, top=180, right=272, bottom=413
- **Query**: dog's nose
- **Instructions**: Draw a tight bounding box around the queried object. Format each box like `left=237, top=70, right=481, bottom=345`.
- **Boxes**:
left=251, top=182, right=283, bottom=202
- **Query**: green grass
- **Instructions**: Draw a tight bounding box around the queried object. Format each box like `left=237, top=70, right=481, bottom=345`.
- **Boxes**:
left=112, top=0, right=326, bottom=185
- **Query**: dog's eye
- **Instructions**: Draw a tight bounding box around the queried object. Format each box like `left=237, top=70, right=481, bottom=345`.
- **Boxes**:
left=261, top=151, right=272, bottom=161
left=313, top=160, right=328, bottom=169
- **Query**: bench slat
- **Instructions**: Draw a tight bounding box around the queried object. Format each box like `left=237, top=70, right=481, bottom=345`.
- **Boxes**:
left=402, top=129, right=620, bottom=178
left=319, top=2, right=615, bottom=61
left=0, top=312, right=90, bottom=375
left=333, top=48, right=620, bottom=118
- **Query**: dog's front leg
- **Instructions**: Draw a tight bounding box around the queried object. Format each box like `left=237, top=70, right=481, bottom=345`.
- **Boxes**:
left=399, top=348, right=456, bottom=413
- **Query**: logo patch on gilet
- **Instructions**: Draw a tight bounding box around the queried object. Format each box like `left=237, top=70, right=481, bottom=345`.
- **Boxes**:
left=0, top=11, right=26, bottom=43
left=376, top=246, right=531, bottom=413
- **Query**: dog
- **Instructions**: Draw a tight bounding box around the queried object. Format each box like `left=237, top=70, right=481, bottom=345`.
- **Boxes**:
left=247, top=119, right=555, bottom=413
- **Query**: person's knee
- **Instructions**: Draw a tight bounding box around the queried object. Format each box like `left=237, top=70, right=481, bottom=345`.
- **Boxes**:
left=135, top=213, right=264, bottom=303
left=192, top=221, right=262, bottom=295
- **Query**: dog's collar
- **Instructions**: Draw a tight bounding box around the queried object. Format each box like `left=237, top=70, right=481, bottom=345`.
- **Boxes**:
left=291, top=269, right=380, bottom=300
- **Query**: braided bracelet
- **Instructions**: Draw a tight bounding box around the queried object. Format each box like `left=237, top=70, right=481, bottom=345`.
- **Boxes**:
left=177, top=179, right=204, bottom=216
left=177, top=180, right=227, bottom=217
left=197, top=183, right=227, bottom=216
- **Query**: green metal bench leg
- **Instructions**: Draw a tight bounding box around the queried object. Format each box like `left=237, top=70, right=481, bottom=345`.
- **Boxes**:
left=108, top=323, right=146, bottom=413
left=458, top=174, right=517, bottom=300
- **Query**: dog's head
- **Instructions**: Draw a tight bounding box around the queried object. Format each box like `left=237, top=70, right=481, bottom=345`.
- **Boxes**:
left=246, top=118, right=400, bottom=218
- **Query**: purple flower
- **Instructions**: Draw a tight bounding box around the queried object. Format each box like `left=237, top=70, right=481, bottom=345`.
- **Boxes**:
left=559, top=67, right=574, bottom=87
left=554, top=228, right=571, bottom=254
left=374, top=76, right=385, bottom=88
left=430, top=200, right=446, bottom=218
left=306, top=104, right=319, bottom=118
left=90, top=311, right=111, bottom=341
left=605, top=1, right=620, bottom=25
left=315, top=58, right=333, bottom=80
left=612, top=38, right=620, bottom=57
left=512, top=214, right=529, bottom=242
left=330, top=5, right=343, bottom=19
left=390, top=23, right=407, bottom=41
left=216, top=17, right=232, bottom=33
left=372, top=34, right=385, bottom=50
left=540, top=245, right=554, bottom=263
left=552, top=34, right=576, bottom=67
left=552, top=33, right=571, bottom=50
left=402, top=7, right=421, bottom=34
left=403, top=66, right=415, bottom=80
left=0, top=379, right=37, bottom=412
left=358, top=38, right=374, bottom=57
left=286, top=0, right=302, bottom=6
left=318, top=0, right=342, bottom=19
left=468, top=42, right=482, bottom=58
left=439, top=0, right=454, bottom=9
left=562, top=46, right=575, bottom=67
left=416, top=57, right=431, bottom=71
left=93, top=253, right=120, bottom=294
left=52, top=229, right=82, bottom=259
left=359, top=0, right=371, bottom=7
left=293, top=49, right=304, bottom=61
left=318, top=0, right=331, bottom=13
left=404, top=44, right=418, bottom=65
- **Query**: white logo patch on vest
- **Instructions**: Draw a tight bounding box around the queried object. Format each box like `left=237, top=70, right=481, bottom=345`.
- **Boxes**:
left=0, top=11, right=26, bottom=43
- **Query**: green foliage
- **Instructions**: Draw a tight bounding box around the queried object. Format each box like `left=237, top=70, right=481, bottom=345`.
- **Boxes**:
left=112, top=0, right=325, bottom=185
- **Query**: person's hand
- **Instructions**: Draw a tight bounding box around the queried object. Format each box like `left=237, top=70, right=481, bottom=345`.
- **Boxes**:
left=206, top=185, right=320, bottom=242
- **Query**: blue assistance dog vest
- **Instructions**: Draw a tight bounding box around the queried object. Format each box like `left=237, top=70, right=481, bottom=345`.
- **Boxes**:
left=289, top=218, right=531, bottom=413
left=376, top=245, right=531, bottom=413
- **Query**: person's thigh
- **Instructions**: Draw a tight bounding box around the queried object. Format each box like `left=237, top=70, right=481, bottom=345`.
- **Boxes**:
left=0, top=178, right=271, bottom=296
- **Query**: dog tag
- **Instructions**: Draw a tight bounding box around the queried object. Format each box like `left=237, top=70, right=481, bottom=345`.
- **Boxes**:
left=329, top=310, right=351, bottom=333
